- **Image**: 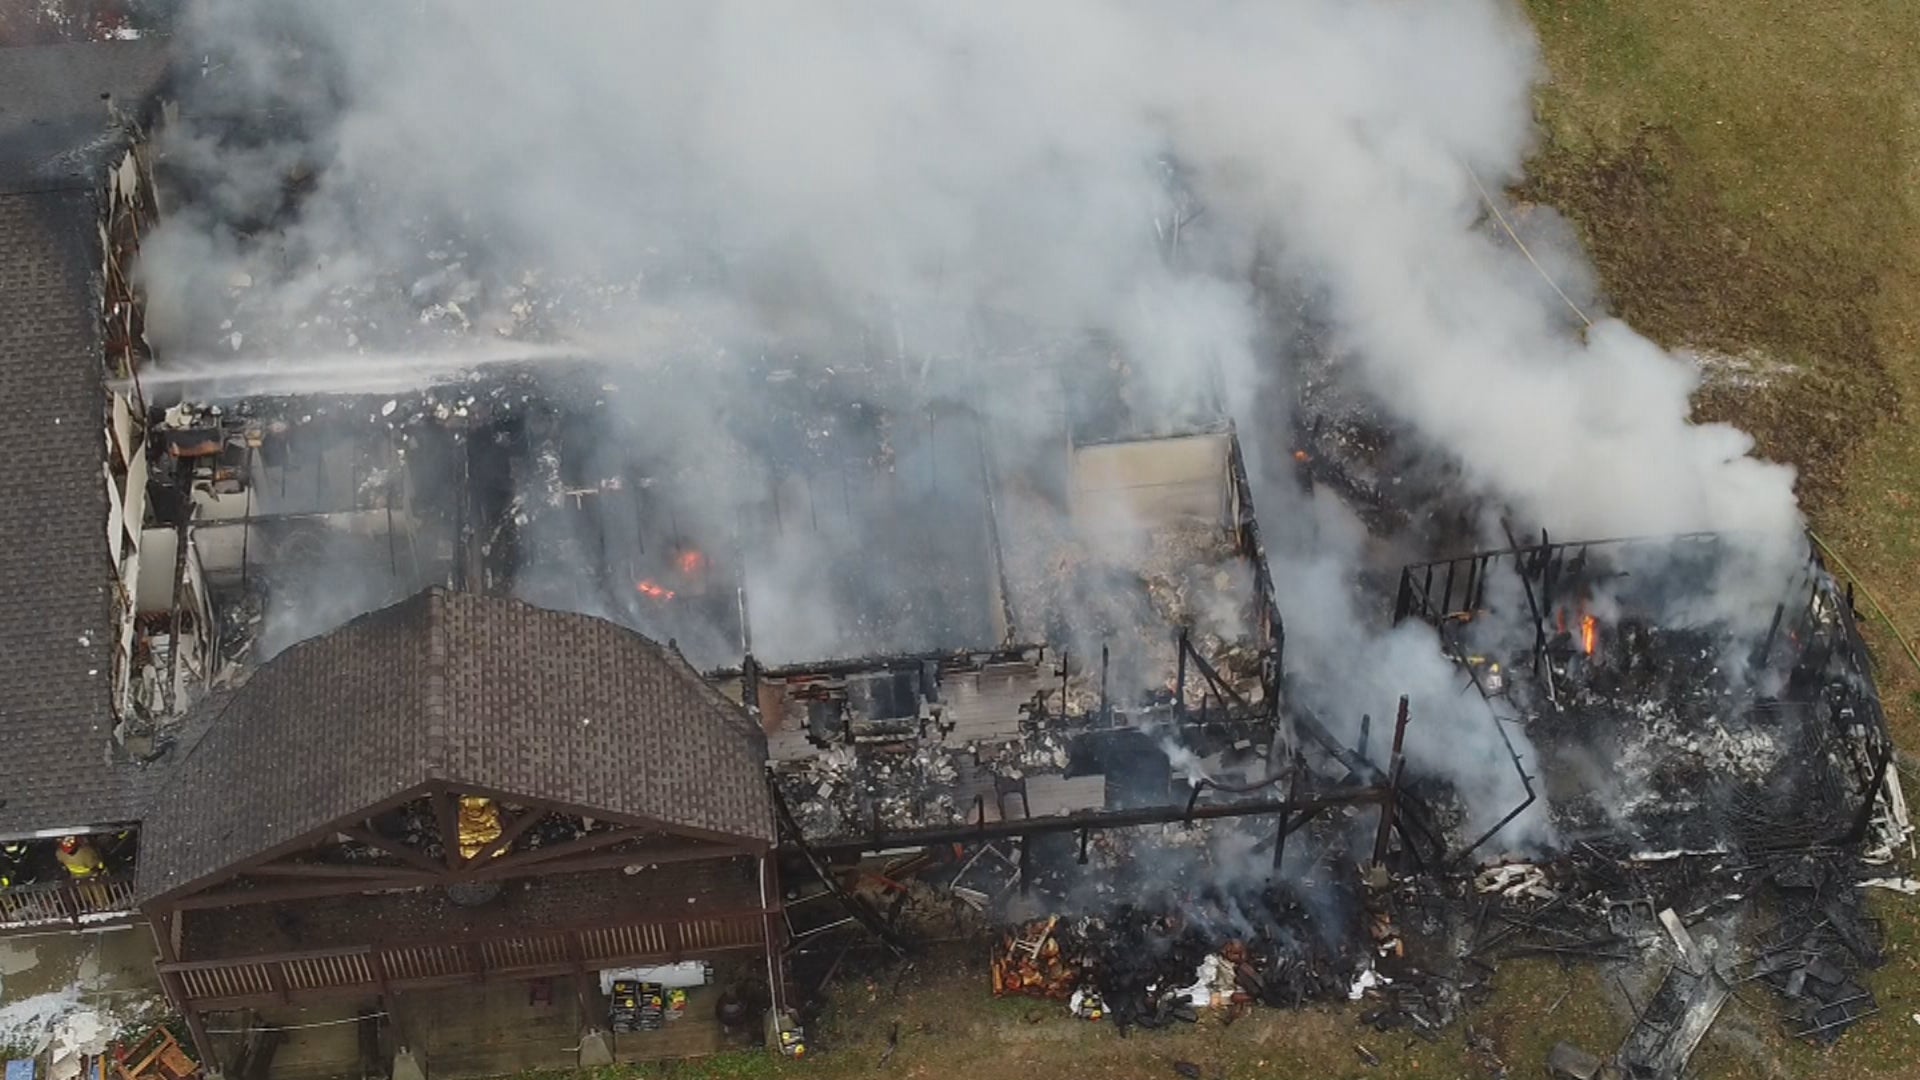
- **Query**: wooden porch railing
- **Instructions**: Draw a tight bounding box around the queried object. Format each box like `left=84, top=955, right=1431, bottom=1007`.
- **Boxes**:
left=158, top=908, right=770, bottom=1007
left=0, top=877, right=138, bottom=930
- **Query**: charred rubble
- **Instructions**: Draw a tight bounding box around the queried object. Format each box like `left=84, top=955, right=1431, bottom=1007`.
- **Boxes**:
left=122, top=242, right=1913, bottom=1074
left=779, top=527, right=1910, bottom=1077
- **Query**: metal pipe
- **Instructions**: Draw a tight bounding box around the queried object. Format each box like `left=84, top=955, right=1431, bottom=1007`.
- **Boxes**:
left=239, top=447, right=254, bottom=589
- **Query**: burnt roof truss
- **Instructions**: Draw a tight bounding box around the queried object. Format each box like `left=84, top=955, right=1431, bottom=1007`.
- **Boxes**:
left=158, top=782, right=752, bottom=911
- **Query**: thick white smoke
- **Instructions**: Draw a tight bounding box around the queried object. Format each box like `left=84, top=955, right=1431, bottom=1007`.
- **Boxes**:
left=144, top=0, right=1798, bottom=537
left=139, top=0, right=1802, bottom=849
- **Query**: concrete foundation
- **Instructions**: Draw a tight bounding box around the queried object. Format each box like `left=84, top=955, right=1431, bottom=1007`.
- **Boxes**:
left=391, top=1047, right=426, bottom=1080
left=577, top=1029, right=612, bottom=1067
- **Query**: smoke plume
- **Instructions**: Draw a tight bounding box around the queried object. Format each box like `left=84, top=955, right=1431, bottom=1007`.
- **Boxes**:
left=137, top=0, right=1802, bottom=853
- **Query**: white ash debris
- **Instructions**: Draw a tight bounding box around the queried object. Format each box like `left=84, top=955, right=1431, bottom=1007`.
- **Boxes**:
left=1473, top=862, right=1557, bottom=903
left=1008, top=729, right=1073, bottom=775
left=779, top=742, right=966, bottom=837
left=997, top=503, right=1266, bottom=709
left=1683, top=346, right=1802, bottom=394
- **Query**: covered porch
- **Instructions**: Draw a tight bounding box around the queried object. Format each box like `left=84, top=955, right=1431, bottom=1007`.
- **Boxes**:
left=133, top=591, right=786, bottom=1076
left=156, top=859, right=775, bottom=1010
left=203, top=969, right=762, bottom=1080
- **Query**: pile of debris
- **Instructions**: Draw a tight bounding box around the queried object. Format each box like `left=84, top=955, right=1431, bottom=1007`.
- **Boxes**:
left=983, top=871, right=1378, bottom=1035
left=778, top=534, right=1912, bottom=1080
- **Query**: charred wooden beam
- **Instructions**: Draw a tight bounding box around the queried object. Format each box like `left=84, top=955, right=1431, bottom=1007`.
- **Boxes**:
left=769, top=783, right=908, bottom=956
left=481, top=825, right=658, bottom=873
left=804, top=786, right=1389, bottom=857
left=245, top=863, right=438, bottom=884
left=1182, top=634, right=1250, bottom=712
left=1500, top=521, right=1550, bottom=680
left=1372, top=697, right=1410, bottom=867
left=433, top=791, right=460, bottom=871
left=468, top=806, right=544, bottom=862
left=341, top=825, right=446, bottom=876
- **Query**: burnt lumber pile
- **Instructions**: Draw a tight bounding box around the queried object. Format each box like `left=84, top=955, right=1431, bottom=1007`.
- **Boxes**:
left=1738, top=858, right=1885, bottom=1043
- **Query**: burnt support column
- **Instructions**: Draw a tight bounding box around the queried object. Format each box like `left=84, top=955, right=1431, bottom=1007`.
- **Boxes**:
left=1175, top=630, right=1189, bottom=721
left=1099, top=644, right=1110, bottom=726
left=1371, top=697, right=1411, bottom=868
left=1270, top=754, right=1302, bottom=875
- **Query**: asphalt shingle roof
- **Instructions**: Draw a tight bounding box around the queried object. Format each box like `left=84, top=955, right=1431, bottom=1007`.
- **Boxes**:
left=0, top=39, right=171, bottom=196
left=140, top=589, right=775, bottom=903
left=0, top=41, right=170, bottom=838
left=0, top=191, right=134, bottom=837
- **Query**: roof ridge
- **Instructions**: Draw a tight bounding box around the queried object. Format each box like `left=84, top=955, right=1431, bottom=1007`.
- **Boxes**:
left=422, top=586, right=451, bottom=778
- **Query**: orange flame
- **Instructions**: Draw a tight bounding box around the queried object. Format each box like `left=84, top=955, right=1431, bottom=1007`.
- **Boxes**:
left=636, top=579, right=676, bottom=601
left=1580, top=614, right=1597, bottom=656
left=677, top=549, right=707, bottom=575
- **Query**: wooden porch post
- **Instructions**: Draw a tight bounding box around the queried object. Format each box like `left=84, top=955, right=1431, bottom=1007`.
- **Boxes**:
left=567, top=931, right=596, bottom=1026
left=158, top=968, right=217, bottom=1073
left=146, top=908, right=217, bottom=1070
left=759, top=853, right=789, bottom=1017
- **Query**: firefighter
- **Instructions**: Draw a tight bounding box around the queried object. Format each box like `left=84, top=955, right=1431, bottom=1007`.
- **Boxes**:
left=0, top=839, right=30, bottom=889
left=100, top=828, right=138, bottom=873
left=56, top=835, right=103, bottom=878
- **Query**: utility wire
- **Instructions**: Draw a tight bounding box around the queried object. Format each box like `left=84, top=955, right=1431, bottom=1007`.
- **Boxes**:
left=1467, top=164, right=1595, bottom=330
left=204, top=1012, right=387, bottom=1034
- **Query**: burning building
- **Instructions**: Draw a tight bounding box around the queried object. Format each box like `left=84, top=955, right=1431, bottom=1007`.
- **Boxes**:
left=1, top=14, right=1914, bottom=1080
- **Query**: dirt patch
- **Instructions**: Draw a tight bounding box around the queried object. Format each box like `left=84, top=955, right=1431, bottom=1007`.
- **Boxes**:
left=1519, top=128, right=1895, bottom=518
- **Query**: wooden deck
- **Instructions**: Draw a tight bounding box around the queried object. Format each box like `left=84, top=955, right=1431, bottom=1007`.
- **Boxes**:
left=179, top=859, right=759, bottom=960
left=161, top=908, right=770, bottom=1008
left=163, top=861, right=776, bottom=1009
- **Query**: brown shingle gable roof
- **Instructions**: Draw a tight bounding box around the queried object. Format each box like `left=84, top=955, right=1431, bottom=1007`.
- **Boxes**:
left=139, top=589, right=773, bottom=903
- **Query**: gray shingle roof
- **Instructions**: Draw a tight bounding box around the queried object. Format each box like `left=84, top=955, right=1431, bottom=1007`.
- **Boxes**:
left=0, top=189, right=135, bottom=836
left=0, top=39, right=171, bottom=196
left=0, top=41, right=171, bottom=838
left=140, top=589, right=774, bottom=903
